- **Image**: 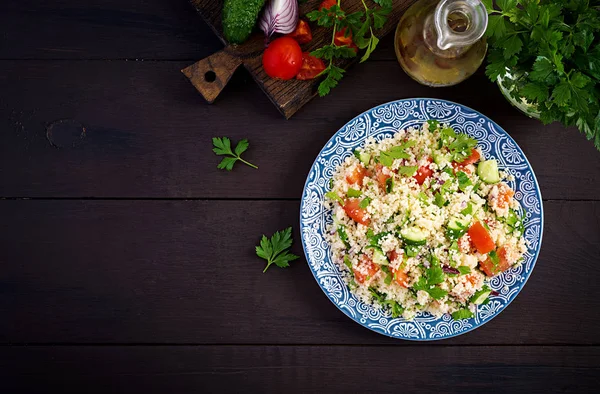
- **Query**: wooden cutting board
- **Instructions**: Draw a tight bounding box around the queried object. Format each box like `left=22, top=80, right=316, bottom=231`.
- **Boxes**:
left=183, top=0, right=415, bottom=118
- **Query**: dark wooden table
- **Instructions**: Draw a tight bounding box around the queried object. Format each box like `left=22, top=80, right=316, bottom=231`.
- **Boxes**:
left=1, top=1, right=600, bottom=393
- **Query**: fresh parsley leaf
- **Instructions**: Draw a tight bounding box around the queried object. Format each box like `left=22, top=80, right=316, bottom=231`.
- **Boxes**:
left=448, top=134, right=477, bottom=162
left=433, top=192, right=447, bottom=208
left=452, top=308, right=474, bottom=320
left=405, top=244, right=419, bottom=257
left=325, top=191, right=344, bottom=204
left=343, top=255, right=353, bottom=270
left=457, top=171, right=472, bottom=192
left=502, top=34, right=523, bottom=59
left=347, top=188, right=362, bottom=198
left=312, top=0, right=390, bottom=96
left=212, top=137, right=258, bottom=171
left=398, top=165, right=418, bottom=176
left=338, top=226, right=351, bottom=248
left=488, top=250, right=500, bottom=268
left=458, top=266, right=471, bottom=275
left=385, top=177, right=394, bottom=193
left=256, top=227, right=300, bottom=273
left=359, top=197, right=371, bottom=209
left=378, top=151, right=394, bottom=167
left=461, top=202, right=473, bottom=216
left=385, top=299, right=404, bottom=318
left=369, top=286, right=387, bottom=304
left=427, top=287, right=449, bottom=300
left=427, top=119, right=439, bottom=129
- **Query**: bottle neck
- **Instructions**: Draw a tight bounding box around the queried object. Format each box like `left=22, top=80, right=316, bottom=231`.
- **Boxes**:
left=423, top=0, right=487, bottom=58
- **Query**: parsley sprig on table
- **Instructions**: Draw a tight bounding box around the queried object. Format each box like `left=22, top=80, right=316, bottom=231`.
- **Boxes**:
left=483, top=0, right=600, bottom=150
left=212, top=137, right=258, bottom=171
left=306, top=0, right=392, bottom=96
left=256, top=227, right=300, bottom=273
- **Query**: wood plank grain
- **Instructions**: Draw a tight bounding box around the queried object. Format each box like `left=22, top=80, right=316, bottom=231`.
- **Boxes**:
left=0, top=200, right=597, bottom=345
left=0, top=0, right=221, bottom=60
left=1, top=61, right=598, bottom=199
left=0, top=0, right=399, bottom=61
left=3, top=345, right=599, bottom=393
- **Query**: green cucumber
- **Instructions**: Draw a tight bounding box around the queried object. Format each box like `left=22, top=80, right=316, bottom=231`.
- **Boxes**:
left=401, top=227, right=427, bottom=246
left=223, top=0, right=266, bottom=44
left=372, top=248, right=389, bottom=266
left=432, top=151, right=448, bottom=165
left=477, top=160, right=501, bottom=184
left=470, top=288, right=492, bottom=305
left=358, top=151, right=371, bottom=165
left=446, top=217, right=470, bottom=240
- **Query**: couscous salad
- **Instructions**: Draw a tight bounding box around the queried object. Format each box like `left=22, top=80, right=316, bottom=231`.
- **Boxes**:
left=324, top=120, right=527, bottom=320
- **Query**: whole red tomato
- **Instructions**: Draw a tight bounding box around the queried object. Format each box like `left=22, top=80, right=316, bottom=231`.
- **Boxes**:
left=262, top=37, right=303, bottom=80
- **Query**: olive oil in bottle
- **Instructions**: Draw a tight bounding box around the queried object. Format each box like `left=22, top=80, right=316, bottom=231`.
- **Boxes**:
left=395, top=0, right=488, bottom=87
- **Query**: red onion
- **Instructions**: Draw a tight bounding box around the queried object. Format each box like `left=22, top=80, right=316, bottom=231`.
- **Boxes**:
left=442, top=265, right=460, bottom=274
left=490, top=290, right=500, bottom=296
left=259, top=0, right=299, bottom=38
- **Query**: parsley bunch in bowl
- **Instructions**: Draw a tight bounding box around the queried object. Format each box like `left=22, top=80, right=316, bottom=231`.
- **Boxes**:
left=483, top=0, right=600, bottom=150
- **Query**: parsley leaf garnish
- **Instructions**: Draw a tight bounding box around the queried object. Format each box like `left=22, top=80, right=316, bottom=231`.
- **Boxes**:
left=325, top=191, right=344, bottom=204
left=457, top=171, right=472, bottom=192
left=411, top=255, right=448, bottom=300
left=343, top=255, right=353, bottom=270
left=434, top=192, right=447, bottom=208
left=398, top=165, right=418, bottom=176
left=359, top=196, right=372, bottom=209
left=256, top=227, right=300, bottom=273
left=347, top=188, right=362, bottom=198
left=452, top=308, right=474, bottom=320
left=385, top=177, right=394, bottom=193
left=458, top=266, right=471, bottom=274
left=461, top=202, right=473, bottom=215
left=337, top=226, right=351, bottom=248
left=212, top=137, right=258, bottom=171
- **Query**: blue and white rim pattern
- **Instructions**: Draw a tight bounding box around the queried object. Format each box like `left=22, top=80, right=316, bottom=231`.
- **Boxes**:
left=299, top=99, right=544, bottom=340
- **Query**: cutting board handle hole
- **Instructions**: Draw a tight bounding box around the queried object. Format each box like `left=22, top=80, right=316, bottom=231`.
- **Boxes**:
left=204, top=71, right=216, bottom=83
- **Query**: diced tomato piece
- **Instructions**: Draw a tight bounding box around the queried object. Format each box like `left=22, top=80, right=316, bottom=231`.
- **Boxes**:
left=345, top=165, right=366, bottom=187
left=296, top=52, right=326, bottom=80
left=343, top=199, right=370, bottom=226
left=319, top=0, right=337, bottom=10
left=287, top=19, right=313, bottom=44
left=479, top=246, right=511, bottom=277
left=387, top=250, right=398, bottom=262
left=465, top=274, right=478, bottom=286
left=374, top=164, right=391, bottom=189
left=468, top=221, right=496, bottom=254
left=354, top=255, right=379, bottom=284
left=459, top=149, right=481, bottom=165
left=392, top=267, right=409, bottom=288
left=413, top=157, right=433, bottom=185
left=334, top=27, right=358, bottom=53
left=496, top=184, right=515, bottom=209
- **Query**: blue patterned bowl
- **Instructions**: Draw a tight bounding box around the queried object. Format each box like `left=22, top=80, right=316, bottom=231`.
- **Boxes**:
left=299, top=98, right=544, bottom=340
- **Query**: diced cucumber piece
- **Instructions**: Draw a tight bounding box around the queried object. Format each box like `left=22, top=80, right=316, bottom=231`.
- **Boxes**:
left=477, top=160, right=500, bottom=184
left=372, top=248, right=389, bottom=266
left=447, top=217, right=470, bottom=231
left=446, top=217, right=470, bottom=240
left=401, top=227, right=427, bottom=246
left=470, top=289, right=492, bottom=305
left=358, top=151, right=371, bottom=165
left=432, top=151, right=448, bottom=165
